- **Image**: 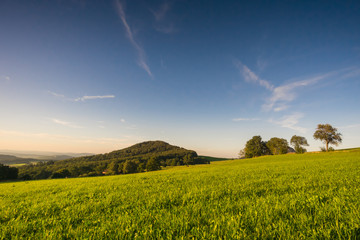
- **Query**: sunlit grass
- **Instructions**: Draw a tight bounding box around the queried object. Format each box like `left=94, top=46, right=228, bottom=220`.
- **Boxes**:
left=1, top=150, right=360, bottom=239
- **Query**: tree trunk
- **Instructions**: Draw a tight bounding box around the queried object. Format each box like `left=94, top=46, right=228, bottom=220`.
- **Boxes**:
left=326, top=141, right=329, bottom=152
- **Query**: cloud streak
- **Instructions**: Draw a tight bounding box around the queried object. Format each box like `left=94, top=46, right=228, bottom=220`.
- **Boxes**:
left=232, top=118, right=260, bottom=122
left=151, top=2, right=176, bottom=34
left=151, top=2, right=170, bottom=21
left=115, top=0, right=153, bottom=77
left=48, top=91, right=66, bottom=99
left=269, top=112, right=307, bottom=133
left=51, top=118, right=84, bottom=129
left=154, top=24, right=176, bottom=34
left=234, top=60, right=274, bottom=91
left=48, top=91, right=115, bottom=102
left=235, top=60, right=343, bottom=112
left=263, top=74, right=329, bottom=112
left=75, top=95, right=115, bottom=102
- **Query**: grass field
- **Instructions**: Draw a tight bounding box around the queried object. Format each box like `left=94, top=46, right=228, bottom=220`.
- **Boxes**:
left=1, top=150, right=360, bottom=239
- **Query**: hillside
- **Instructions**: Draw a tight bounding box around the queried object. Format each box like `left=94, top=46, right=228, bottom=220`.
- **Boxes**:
left=0, top=153, right=82, bottom=166
left=1, top=150, right=360, bottom=239
left=0, top=154, right=39, bottom=165
left=18, top=141, right=209, bottom=180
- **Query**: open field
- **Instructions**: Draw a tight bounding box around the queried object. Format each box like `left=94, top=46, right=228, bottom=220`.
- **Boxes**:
left=1, top=150, right=360, bottom=239
left=8, top=163, right=27, bottom=168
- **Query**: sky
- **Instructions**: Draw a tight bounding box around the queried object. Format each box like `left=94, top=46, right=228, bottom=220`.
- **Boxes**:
left=1, top=0, right=360, bottom=157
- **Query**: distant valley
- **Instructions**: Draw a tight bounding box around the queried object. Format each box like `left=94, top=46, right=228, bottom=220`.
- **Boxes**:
left=0, top=150, right=91, bottom=166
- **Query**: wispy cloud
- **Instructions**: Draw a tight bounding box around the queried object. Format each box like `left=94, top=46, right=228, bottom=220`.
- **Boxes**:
left=341, top=68, right=360, bottom=79
left=151, top=2, right=176, bottom=34
left=273, top=104, right=289, bottom=112
left=150, top=1, right=176, bottom=34
left=160, top=58, right=167, bottom=69
left=48, top=91, right=115, bottom=102
left=48, top=91, right=66, bottom=99
left=234, top=60, right=274, bottom=91
left=51, top=118, right=84, bottom=129
left=115, top=0, right=153, bottom=77
left=1, top=76, right=10, bottom=81
left=75, top=95, right=115, bottom=102
left=151, top=2, right=170, bottom=21
left=263, top=74, right=329, bottom=112
left=235, top=60, right=344, bottom=112
left=154, top=24, right=176, bottom=34
left=269, top=112, right=307, bottom=133
left=256, top=58, right=268, bottom=72
left=232, top=118, right=260, bottom=122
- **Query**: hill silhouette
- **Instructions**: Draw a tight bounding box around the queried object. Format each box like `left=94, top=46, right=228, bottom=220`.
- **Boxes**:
left=0, top=154, right=37, bottom=165
left=18, top=141, right=209, bottom=180
left=0, top=154, right=75, bottom=166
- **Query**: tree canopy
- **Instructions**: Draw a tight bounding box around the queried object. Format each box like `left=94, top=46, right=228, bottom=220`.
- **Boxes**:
left=146, top=157, right=161, bottom=171
left=313, top=124, right=342, bottom=152
left=244, top=136, right=270, bottom=158
left=290, top=135, right=309, bottom=154
left=266, top=137, right=289, bottom=155
left=0, top=164, right=18, bottom=181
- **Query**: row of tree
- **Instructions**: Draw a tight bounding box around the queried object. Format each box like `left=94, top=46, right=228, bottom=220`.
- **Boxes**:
left=240, top=124, right=342, bottom=158
left=0, top=163, right=18, bottom=180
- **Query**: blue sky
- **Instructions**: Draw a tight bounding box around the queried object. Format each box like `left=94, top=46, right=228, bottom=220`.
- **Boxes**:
left=1, top=0, right=359, bottom=157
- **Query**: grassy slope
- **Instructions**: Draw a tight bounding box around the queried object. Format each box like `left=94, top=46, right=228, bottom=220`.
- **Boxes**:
left=1, top=151, right=360, bottom=239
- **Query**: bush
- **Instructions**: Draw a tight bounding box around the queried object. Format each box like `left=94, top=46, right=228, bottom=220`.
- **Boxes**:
left=320, top=147, right=334, bottom=152
left=294, top=146, right=307, bottom=154
left=320, top=147, right=335, bottom=152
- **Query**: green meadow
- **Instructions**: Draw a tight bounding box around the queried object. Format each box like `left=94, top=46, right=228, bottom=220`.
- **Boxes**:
left=1, top=150, right=360, bottom=239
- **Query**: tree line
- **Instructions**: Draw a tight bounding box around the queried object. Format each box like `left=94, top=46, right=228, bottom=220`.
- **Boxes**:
left=0, top=163, right=18, bottom=181
left=240, top=123, right=342, bottom=158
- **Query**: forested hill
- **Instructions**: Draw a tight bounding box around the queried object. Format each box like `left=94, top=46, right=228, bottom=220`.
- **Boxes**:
left=18, top=141, right=209, bottom=180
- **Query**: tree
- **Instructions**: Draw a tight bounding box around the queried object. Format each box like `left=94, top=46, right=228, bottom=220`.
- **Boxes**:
left=0, top=164, right=18, bottom=180
left=238, top=149, right=245, bottom=159
left=183, top=154, right=195, bottom=166
left=146, top=157, right=161, bottom=171
left=107, top=161, right=120, bottom=175
left=51, top=168, right=71, bottom=178
left=313, top=124, right=342, bottom=152
left=244, top=136, right=270, bottom=158
left=123, top=160, right=138, bottom=174
left=290, top=135, right=309, bottom=154
left=266, top=137, right=289, bottom=155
